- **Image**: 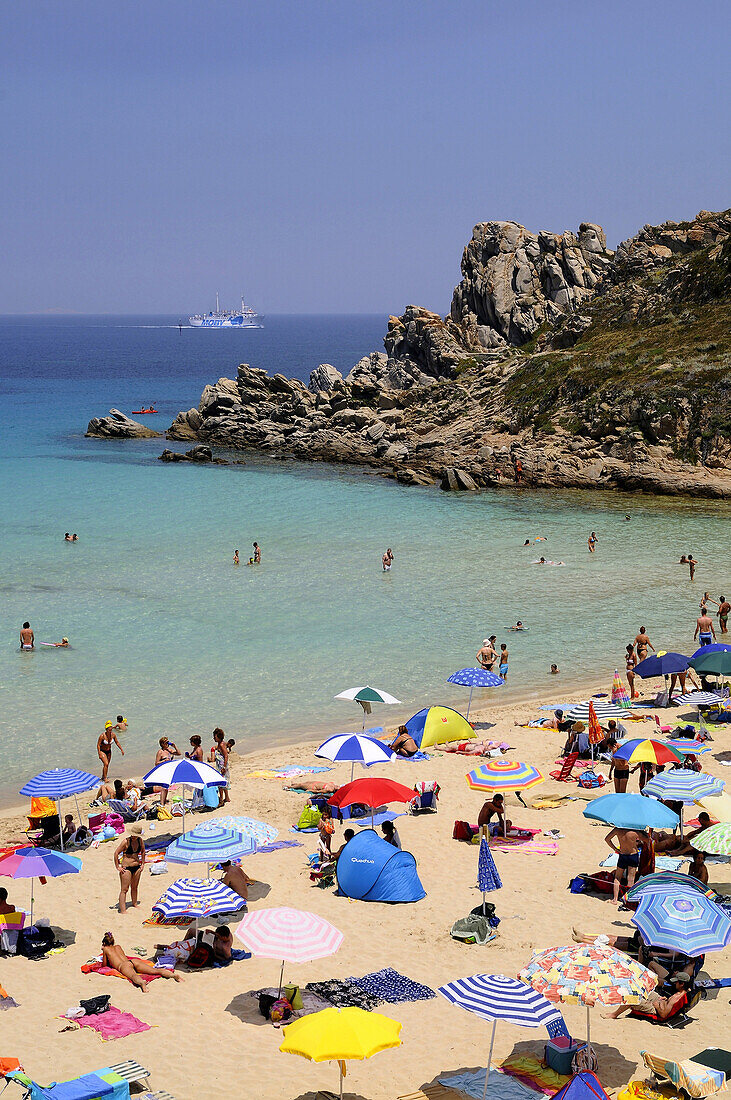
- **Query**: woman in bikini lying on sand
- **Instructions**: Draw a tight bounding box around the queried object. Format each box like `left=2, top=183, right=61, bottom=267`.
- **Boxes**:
left=101, top=932, right=183, bottom=991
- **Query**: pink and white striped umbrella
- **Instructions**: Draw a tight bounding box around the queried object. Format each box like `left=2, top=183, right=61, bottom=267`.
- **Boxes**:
left=235, top=906, right=343, bottom=964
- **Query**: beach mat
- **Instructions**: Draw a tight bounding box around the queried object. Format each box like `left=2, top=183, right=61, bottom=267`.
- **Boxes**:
left=440, top=1068, right=542, bottom=1100
left=398, top=1088, right=458, bottom=1100
left=81, top=957, right=159, bottom=983
left=490, top=837, right=559, bottom=856
left=64, top=1006, right=152, bottom=1041
left=350, top=967, right=436, bottom=1004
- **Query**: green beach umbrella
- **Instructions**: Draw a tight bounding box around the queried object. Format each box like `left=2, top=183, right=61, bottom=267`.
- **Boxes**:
left=692, top=823, right=731, bottom=856
left=334, top=686, right=401, bottom=730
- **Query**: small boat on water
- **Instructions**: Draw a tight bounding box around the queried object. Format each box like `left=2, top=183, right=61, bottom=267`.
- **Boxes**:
left=132, top=407, right=157, bottom=414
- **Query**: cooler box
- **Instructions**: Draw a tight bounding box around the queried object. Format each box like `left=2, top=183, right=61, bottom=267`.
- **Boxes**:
left=545, top=1036, right=580, bottom=1075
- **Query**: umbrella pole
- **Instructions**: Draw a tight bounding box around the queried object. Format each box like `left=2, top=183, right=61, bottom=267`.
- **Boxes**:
left=586, top=1004, right=592, bottom=1057
left=467, top=685, right=474, bottom=722
left=30, top=877, right=34, bottom=926
left=339, top=1062, right=344, bottom=1100
left=277, top=958, right=285, bottom=998
left=73, top=793, right=83, bottom=830
left=482, top=1019, right=497, bottom=1100
left=351, top=761, right=355, bottom=783
left=58, top=800, right=65, bottom=852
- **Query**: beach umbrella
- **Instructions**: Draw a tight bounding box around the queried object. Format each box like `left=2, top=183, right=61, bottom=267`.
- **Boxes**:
left=696, top=792, right=731, bottom=822
left=583, top=792, right=679, bottom=830
left=563, top=700, right=629, bottom=724
left=631, top=892, right=731, bottom=955
left=334, top=686, right=401, bottom=729
left=611, top=740, right=685, bottom=766
left=676, top=691, right=723, bottom=708
left=634, top=652, right=690, bottom=681
left=611, top=670, right=631, bottom=709
left=691, top=822, right=731, bottom=856
left=447, top=668, right=504, bottom=720
left=152, top=877, right=246, bottom=925
left=477, top=834, right=502, bottom=912
left=166, top=823, right=257, bottom=875
left=465, top=761, right=544, bottom=795
left=690, top=643, right=731, bottom=678
left=664, top=739, right=710, bottom=755
left=212, top=816, right=279, bottom=846
left=519, top=943, right=657, bottom=1054
left=405, top=705, right=475, bottom=749
left=624, top=871, right=716, bottom=903
left=235, top=906, right=343, bottom=995
left=438, top=974, right=562, bottom=1100
left=315, top=732, right=394, bottom=782
left=328, top=776, right=415, bottom=826
left=0, top=847, right=81, bottom=924
left=587, top=700, right=604, bottom=760
left=19, top=769, right=99, bottom=851
left=642, top=770, right=724, bottom=805
left=143, top=758, right=225, bottom=831
left=279, top=1007, right=401, bottom=1100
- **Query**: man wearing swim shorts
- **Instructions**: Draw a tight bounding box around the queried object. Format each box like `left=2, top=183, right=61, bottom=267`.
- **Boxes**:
left=694, top=608, right=716, bottom=647
left=19, top=621, right=34, bottom=650
left=718, top=596, right=729, bottom=635
left=499, top=643, right=509, bottom=681
left=605, top=826, right=643, bottom=904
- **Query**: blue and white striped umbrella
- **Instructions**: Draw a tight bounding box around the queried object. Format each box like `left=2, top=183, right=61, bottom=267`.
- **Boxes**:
left=166, top=823, right=257, bottom=866
left=439, top=973, right=562, bottom=1026
left=477, top=836, right=502, bottom=894
left=19, top=768, right=100, bottom=852
left=316, top=731, right=394, bottom=781
left=152, top=877, right=247, bottom=919
left=447, top=668, right=504, bottom=720
left=143, top=758, right=225, bottom=789
left=438, top=973, right=563, bottom=1100
left=676, top=692, right=723, bottom=707
left=632, top=892, right=731, bottom=955
left=642, top=769, right=724, bottom=805
left=563, top=700, right=629, bottom=723
left=20, top=769, right=99, bottom=799
left=213, top=816, right=279, bottom=846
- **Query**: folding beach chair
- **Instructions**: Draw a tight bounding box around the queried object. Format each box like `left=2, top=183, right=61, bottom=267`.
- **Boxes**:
left=549, top=753, right=579, bottom=781
left=0, top=912, right=27, bottom=955
left=642, top=1050, right=728, bottom=1097
left=105, top=800, right=145, bottom=823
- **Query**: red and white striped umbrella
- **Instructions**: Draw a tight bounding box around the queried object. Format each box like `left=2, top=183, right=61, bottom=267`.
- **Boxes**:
left=235, top=906, right=343, bottom=965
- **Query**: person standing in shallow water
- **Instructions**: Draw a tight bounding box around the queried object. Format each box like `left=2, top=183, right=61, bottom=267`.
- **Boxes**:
left=253, top=542, right=261, bottom=564
left=382, top=548, right=394, bottom=571
left=588, top=531, right=598, bottom=553
left=19, top=621, right=34, bottom=650
left=688, top=553, right=698, bottom=581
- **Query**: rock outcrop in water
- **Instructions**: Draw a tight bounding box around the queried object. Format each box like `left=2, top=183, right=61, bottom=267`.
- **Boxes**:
left=86, top=409, right=162, bottom=439
left=100, top=208, right=731, bottom=498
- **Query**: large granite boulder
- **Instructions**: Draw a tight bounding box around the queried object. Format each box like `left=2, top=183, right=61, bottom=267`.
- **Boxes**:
left=309, top=363, right=344, bottom=394
left=86, top=409, right=161, bottom=439
left=450, top=220, right=614, bottom=346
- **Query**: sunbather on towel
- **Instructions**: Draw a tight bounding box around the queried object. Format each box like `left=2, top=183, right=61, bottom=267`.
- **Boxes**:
left=390, top=726, right=419, bottom=757
left=101, top=932, right=183, bottom=991
left=220, top=861, right=257, bottom=900
left=602, top=972, right=691, bottom=1019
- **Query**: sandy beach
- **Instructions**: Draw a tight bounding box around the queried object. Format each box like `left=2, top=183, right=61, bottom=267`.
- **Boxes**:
left=1, top=684, right=729, bottom=1100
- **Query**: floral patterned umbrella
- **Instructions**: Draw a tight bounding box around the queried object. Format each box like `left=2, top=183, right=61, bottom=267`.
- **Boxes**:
left=519, top=943, right=657, bottom=1053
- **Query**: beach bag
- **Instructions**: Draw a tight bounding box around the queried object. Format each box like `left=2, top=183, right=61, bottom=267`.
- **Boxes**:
left=568, top=875, right=587, bottom=893
left=284, top=984, right=304, bottom=1011
left=572, top=1044, right=598, bottom=1074
left=79, top=994, right=111, bottom=1016
left=269, top=997, right=292, bottom=1023
left=453, top=820, right=474, bottom=841
left=578, top=769, right=604, bottom=788
left=258, top=993, right=277, bottom=1018
left=186, top=941, right=215, bottom=969
left=16, top=926, right=55, bottom=959
left=296, top=806, right=321, bottom=831
left=157, top=806, right=173, bottom=820
left=104, top=813, right=125, bottom=833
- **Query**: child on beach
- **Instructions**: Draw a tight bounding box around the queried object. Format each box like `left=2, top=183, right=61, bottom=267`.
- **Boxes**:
left=499, top=644, right=509, bottom=680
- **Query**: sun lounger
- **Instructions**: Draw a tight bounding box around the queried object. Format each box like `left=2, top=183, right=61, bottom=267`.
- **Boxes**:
left=641, top=1050, right=728, bottom=1097
left=104, top=800, right=145, bottom=823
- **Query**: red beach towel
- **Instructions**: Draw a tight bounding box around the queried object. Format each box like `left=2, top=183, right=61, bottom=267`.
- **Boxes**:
left=81, top=957, right=159, bottom=983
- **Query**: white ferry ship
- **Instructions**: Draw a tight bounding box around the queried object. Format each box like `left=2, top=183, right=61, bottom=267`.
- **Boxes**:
left=189, top=293, right=262, bottom=328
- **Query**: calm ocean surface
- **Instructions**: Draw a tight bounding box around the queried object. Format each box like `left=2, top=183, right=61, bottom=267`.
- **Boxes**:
left=1, top=314, right=729, bottom=803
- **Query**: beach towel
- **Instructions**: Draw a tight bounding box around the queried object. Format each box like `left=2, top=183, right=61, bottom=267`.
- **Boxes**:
left=451, top=913, right=498, bottom=945
left=64, top=1006, right=151, bottom=1041
left=350, top=967, right=436, bottom=1004
left=213, top=948, right=250, bottom=967
left=354, top=810, right=406, bottom=828
left=500, top=1055, right=570, bottom=1095
left=81, top=957, right=159, bottom=983
left=600, top=854, right=684, bottom=871
left=255, top=840, right=303, bottom=853
left=304, top=979, right=380, bottom=1011
left=394, top=751, right=430, bottom=762
left=246, top=766, right=332, bottom=779
left=490, top=837, right=559, bottom=856
left=440, top=1068, right=542, bottom=1100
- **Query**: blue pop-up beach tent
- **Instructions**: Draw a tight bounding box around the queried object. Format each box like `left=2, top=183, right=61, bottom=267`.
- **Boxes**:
left=336, top=830, right=426, bottom=903
left=552, top=1073, right=611, bottom=1100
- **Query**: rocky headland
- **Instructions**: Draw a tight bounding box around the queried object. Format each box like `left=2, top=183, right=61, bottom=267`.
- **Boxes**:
left=95, top=208, right=731, bottom=497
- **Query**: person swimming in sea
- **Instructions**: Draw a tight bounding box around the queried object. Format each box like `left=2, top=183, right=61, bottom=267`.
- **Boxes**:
left=550, top=663, right=560, bottom=674
left=233, top=549, right=239, bottom=565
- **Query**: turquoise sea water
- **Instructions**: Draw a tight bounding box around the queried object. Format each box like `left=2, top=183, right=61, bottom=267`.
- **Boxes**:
left=1, top=315, right=729, bottom=803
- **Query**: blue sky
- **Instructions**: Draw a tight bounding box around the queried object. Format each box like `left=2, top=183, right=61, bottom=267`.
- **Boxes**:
left=3, top=0, right=729, bottom=313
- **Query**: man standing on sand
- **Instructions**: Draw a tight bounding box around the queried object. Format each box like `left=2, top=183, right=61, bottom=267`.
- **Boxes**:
left=253, top=542, right=261, bottom=564
left=476, top=638, right=497, bottom=670
left=20, top=621, right=34, bottom=650
left=718, top=596, right=729, bottom=635
left=694, top=606, right=716, bottom=647
left=605, top=826, right=643, bottom=903
left=634, top=626, right=655, bottom=662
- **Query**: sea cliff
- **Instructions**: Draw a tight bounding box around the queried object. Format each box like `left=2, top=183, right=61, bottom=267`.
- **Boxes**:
left=144, top=209, right=731, bottom=496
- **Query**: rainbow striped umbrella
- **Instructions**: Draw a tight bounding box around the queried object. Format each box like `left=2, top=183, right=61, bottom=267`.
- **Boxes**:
left=664, top=739, right=710, bottom=755
left=612, top=739, right=685, bottom=766
left=466, top=761, right=544, bottom=794
left=519, top=943, right=657, bottom=1053
left=625, top=871, right=716, bottom=903
left=642, top=769, right=724, bottom=805
left=632, top=893, right=731, bottom=955
left=611, top=670, right=631, bottom=709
